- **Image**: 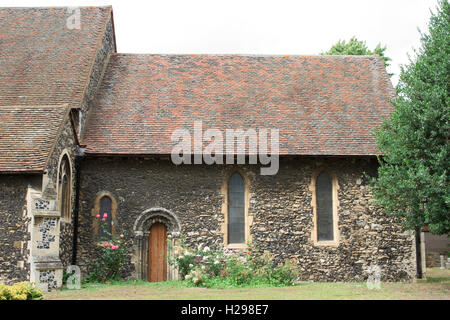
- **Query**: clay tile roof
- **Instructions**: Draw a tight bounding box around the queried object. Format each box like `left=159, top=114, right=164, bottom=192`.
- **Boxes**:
left=0, top=6, right=112, bottom=109
left=84, top=54, right=394, bottom=156
left=0, top=105, right=69, bottom=172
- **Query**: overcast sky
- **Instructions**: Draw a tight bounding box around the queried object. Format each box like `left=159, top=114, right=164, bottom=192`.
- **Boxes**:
left=2, top=0, right=437, bottom=85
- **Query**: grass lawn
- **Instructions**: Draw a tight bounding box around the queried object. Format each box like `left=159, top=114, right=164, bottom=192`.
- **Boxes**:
left=44, top=268, right=450, bottom=300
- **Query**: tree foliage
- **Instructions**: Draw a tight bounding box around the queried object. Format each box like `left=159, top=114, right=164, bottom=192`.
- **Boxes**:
left=372, top=0, right=450, bottom=235
left=322, top=36, right=392, bottom=72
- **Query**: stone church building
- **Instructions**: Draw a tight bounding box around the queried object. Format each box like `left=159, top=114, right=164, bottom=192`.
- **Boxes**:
left=0, top=6, right=417, bottom=290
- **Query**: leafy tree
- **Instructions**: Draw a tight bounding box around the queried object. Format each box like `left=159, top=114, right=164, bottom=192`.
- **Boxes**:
left=322, top=36, right=392, bottom=72
left=371, top=0, right=449, bottom=236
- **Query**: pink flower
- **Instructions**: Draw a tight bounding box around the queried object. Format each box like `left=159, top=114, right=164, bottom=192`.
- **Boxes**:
left=103, top=213, right=108, bottom=218
left=102, top=218, right=106, bottom=222
left=247, top=251, right=251, bottom=255
left=103, top=243, right=109, bottom=247
left=119, top=234, right=124, bottom=238
left=96, top=214, right=100, bottom=218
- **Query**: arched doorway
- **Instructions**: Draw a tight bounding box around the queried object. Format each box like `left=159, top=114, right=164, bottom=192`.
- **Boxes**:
left=133, top=207, right=181, bottom=281
left=148, top=222, right=167, bottom=282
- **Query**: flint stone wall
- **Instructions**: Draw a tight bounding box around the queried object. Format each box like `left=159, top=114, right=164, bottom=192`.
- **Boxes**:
left=77, top=156, right=416, bottom=281
left=0, top=174, right=41, bottom=284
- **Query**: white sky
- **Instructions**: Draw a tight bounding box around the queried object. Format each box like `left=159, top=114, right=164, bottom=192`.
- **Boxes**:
left=1, top=0, right=437, bottom=86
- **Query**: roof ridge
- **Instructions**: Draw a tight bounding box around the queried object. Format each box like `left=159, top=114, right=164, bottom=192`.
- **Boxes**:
left=0, top=6, right=112, bottom=9
left=0, top=104, right=68, bottom=108
left=110, top=53, right=380, bottom=59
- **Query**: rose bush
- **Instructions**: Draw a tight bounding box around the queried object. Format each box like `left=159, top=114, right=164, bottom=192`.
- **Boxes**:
left=85, top=213, right=128, bottom=283
left=168, top=237, right=299, bottom=288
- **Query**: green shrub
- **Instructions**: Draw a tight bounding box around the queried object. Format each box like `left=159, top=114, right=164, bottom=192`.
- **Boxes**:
left=168, top=237, right=299, bottom=288
left=85, top=213, right=129, bottom=283
left=0, top=282, right=43, bottom=300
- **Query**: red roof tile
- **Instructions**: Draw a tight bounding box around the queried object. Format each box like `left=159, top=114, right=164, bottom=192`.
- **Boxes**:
left=0, top=7, right=112, bottom=172
left=83, top=54, right=394, bottom=156
left=0, top=6, right=112, bottom=109
left=0, top=105, right=69, bottom=172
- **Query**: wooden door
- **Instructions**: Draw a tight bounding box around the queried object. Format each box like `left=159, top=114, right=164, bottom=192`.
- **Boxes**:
left=148, top=222, right=167, bottom=282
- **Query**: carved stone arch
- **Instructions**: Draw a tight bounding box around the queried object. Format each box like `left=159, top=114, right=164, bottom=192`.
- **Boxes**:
left=133, top=207, right=181, bottom=236
left=132, top=208, right=181, bottom=281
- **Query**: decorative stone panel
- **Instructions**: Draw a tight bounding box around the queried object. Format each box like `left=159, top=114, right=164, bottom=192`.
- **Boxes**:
left=34, top=199, right=51, bottom=211
left=33, top=264, right=63, bottom=293
left=36, top=218, right=57, bottom=249
left=38, top=270, right=58, bottom=291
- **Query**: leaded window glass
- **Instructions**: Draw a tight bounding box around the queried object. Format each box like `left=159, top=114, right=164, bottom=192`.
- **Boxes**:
left=316, top=172, right=334, bottom=241
left=228, top=173, right=245, bottom=244
left=58, top=156, right=71, bottom=219
left=99, top=196, right=112, bottom=237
